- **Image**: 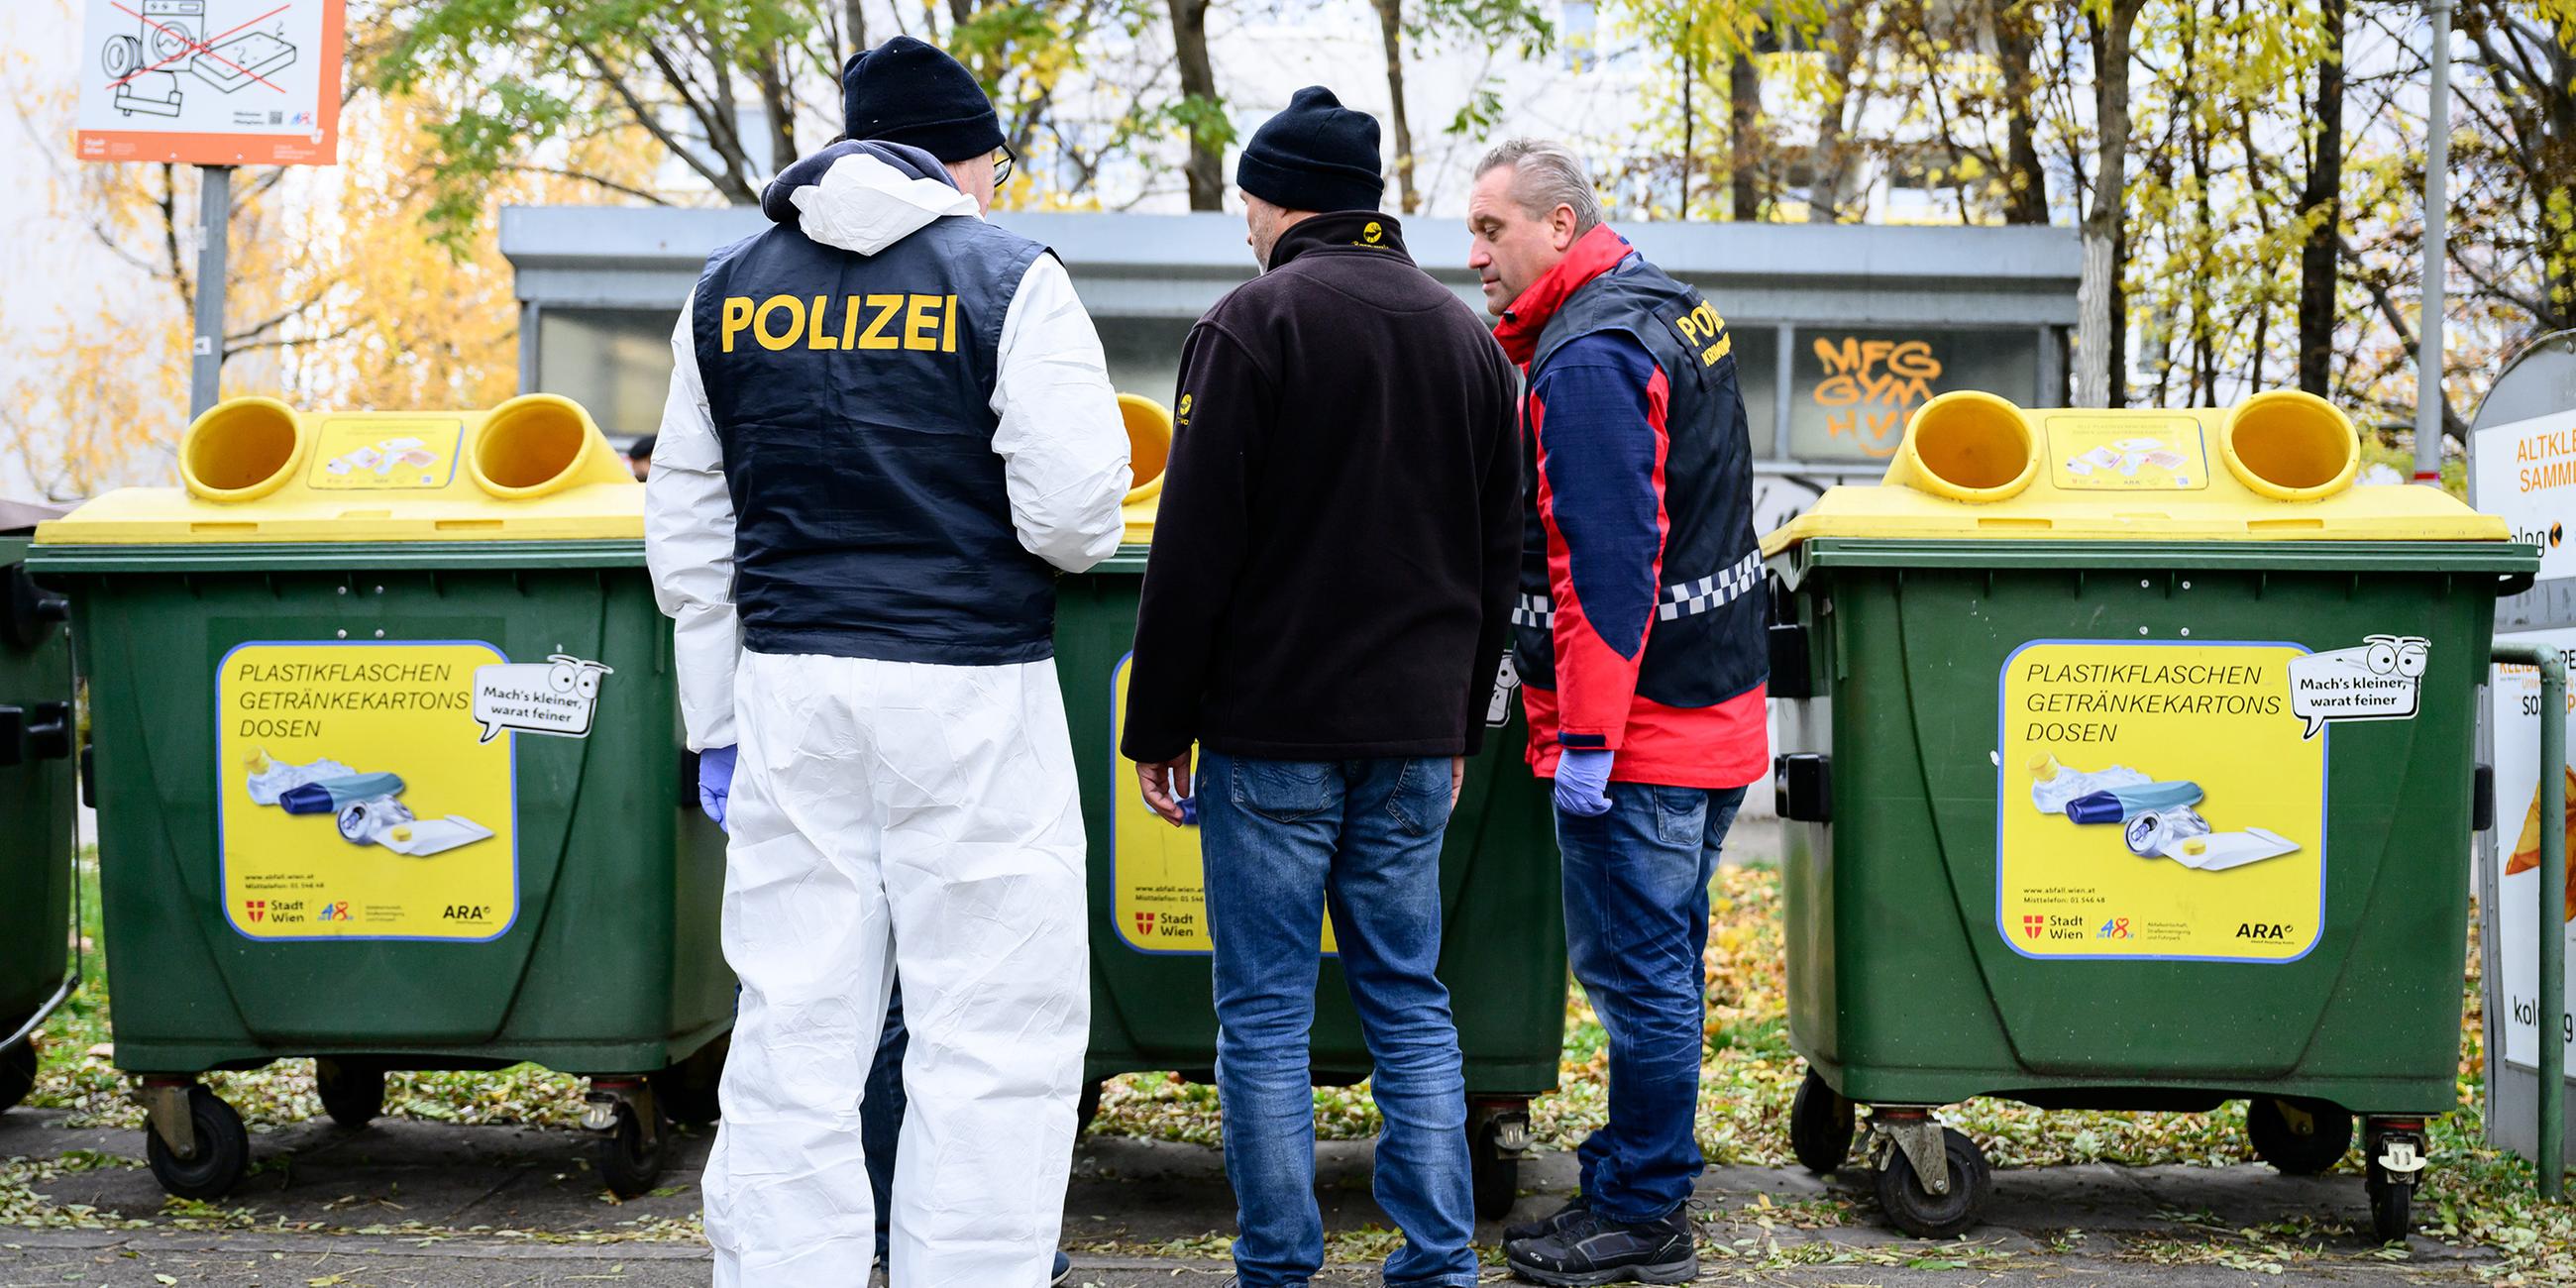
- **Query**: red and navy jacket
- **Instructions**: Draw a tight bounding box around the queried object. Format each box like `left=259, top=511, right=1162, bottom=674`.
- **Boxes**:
left=1496, top=224, right=1770, bottom=790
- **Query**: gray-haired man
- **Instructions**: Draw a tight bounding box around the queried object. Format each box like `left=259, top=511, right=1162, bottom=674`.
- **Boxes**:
left=1470, top=139, right=1770, bottom=1287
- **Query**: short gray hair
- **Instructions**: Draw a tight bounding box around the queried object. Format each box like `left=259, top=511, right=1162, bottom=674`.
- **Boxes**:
left=1474, top=139, right=1602, bottom=234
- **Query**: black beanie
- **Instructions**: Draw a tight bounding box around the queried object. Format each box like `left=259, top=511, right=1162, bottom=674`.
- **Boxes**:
left=1235, top=86, right=1384, bottom=213
left=840, top=37, right=1005, bottom=163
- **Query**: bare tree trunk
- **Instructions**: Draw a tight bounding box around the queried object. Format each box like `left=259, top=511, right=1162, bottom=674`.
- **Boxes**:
left=752, top=44, right=797, bottom=172
left=1805, top=5, right=1864, bottom=224
left=1994, top=0, right=2048, bottom=224
left=1170, top=0, right=1224, bottom=211
left=1370, top=0, right=1418, bottom=213
left=2297, top=0, right=2344, bottom=394
left=845, top=0, right=868, bottom=57
left=2075, top=0, right=2142, bottom=408
left=1679, top=29, right=1694, bottom=215
left=1729, top=48, right=1760, bottom=220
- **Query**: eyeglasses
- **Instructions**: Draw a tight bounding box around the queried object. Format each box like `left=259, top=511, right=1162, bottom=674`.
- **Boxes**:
left=994, top=143, right=1017, bottom=187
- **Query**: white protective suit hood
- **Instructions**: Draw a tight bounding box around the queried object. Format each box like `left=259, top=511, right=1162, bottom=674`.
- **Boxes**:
left=757, top=138, right=977, bottom=257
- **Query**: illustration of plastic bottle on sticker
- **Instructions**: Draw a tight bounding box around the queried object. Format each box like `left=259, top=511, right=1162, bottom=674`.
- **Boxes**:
left=240, top=749, right=495, bottom=858
left=2028, top=752, right=2300, bottom=871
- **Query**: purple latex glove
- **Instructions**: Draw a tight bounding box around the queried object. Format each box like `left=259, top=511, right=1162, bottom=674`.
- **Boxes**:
left=698, top=745, right=737, bottom=829
left=1554, top=748, right=1614, bottom=817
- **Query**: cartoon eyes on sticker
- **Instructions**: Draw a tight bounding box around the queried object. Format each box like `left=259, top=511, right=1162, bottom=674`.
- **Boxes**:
left=2362, top=634, right=2429, bottom=678
left=546, top=654, right=611, bottom=699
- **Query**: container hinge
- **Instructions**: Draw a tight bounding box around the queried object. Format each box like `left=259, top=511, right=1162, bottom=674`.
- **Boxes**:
left=1768, top=622, right=1813, bottom=699
left=2472, top=762, right=2495, bottom=833
left=0, top=702, right=69, bottom=768
left=1775, top=754, right=1832, bottom=823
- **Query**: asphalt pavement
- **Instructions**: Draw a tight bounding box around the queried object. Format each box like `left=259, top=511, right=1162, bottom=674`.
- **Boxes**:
left=0, top=1107, right=2493, bottom=1286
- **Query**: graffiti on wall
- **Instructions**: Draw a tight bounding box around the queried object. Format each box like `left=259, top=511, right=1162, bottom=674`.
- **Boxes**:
left=1810, top=337, right=1944, bottom=458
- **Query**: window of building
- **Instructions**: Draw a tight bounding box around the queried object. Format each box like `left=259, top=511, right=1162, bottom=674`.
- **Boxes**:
left=535, top=307, right=680, bottom=441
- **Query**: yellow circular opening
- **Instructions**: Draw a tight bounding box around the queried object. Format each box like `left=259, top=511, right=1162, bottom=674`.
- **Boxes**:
left=1898, top=391, right=2039, bottom=502
left=1120, top=393, right=1173, bottom=505
left=471, top=395, right=594, bottom=497
left=2221, top=390, right=2358, bottom=501
left=178, top=397, right=304, bottom=501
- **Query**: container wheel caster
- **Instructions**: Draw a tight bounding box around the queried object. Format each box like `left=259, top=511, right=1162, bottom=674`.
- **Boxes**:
left=2361, top=1119, right=2424, bottom=1243
left=1870, top=1116, right=1989, bottom=1239
left=314, top=1058, right=384, bottom=1130
left=2245, top=1096, right=2350, bottom=1175
left=2365, top=1168, right=2410, bottom=1242
left=143, top=1082, right=251, bottom=1200
left=1468, top=1100, right=1532, bottom=1221
left=0, top=1038, right=37, bottom=1113
left=1789, top=1067, right=1855, bottom=1175
left=649, top=1036, right=726, bottom=1127
left=587, top=1082, right=667, bottom=1198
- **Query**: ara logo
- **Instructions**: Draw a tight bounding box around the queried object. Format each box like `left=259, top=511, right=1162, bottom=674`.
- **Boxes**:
left=2235, top=921, right=2295, bottom=940
left=2021, top=914, right=2045, bottom=939
left=1133, top=912, right=1157, bottom=938
left=442, top=905, right=491, bottom=921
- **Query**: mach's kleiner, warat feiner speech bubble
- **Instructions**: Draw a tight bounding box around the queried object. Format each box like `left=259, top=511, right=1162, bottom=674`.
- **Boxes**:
left=471, top=655, right=613, bottom=743
left=2286, top=635, right=2427, bottom=739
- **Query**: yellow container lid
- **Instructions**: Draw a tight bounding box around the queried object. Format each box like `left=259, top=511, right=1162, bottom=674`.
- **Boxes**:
left=1764, top=389, right=2508, bottom=555
left=1119, top=392, right=1171, bottom=548
left=37, top=395, right=639, bottom=545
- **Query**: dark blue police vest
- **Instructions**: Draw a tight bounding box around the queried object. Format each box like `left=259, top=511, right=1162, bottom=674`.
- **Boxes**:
left=692, top=190, right=1054, bottom=666
left=1515, top=254, right=1769, bottom=707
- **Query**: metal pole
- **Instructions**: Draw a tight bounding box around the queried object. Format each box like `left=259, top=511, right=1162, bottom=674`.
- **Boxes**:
left=2415, top=0, right=2451, bottom=484
left=189, top=164, right=234, bottom=419
left=2497, top=641, right=2566, bottom=1200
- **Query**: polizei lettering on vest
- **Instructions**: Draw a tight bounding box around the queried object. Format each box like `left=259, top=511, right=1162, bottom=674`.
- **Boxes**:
left=719, top=293, right=962, bottom=354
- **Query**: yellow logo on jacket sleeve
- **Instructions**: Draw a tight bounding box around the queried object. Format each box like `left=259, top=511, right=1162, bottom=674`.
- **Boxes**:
left=719, top=293, right=961, bottom=354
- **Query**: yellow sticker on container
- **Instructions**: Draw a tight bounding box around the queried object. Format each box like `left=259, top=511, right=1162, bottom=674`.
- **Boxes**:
left=2045, top=414, right=2208, bottom=491
left=1997, top=640, right=2325, bottom=962
left=216, top=641, right=516, bottom=941
left=1110, top=654, right=1335, bottom=956
left=305, top=417, right=464, bottom=490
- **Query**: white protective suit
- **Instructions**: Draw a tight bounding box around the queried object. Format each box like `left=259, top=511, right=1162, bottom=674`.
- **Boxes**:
left=645, top=151, right=1129, bottom=1288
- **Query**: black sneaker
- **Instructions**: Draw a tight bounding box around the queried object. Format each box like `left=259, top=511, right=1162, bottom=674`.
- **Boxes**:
left=1502, top=1191, right=1590, bottom=1242
left=1503, top=1206, right=1695, bottom=1286
left=1051, top=1250, right=1072, bottom=1286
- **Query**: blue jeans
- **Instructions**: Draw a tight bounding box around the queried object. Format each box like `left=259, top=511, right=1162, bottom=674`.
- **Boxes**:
left=861, top=984, right=908, bottom=1262
left=1198, top=753, right=1478, bottom=1288
left=1556, top=781, right=1747, bottom=1225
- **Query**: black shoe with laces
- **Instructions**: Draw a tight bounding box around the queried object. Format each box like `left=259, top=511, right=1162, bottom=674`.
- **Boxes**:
left=1502, top=1205, right=1696, bottom=1286
left=1502, top=1191, right=1590, bottom=1243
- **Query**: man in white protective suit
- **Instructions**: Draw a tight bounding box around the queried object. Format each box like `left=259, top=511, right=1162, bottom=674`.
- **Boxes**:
left=643, top=35, right=1130, bottom=1288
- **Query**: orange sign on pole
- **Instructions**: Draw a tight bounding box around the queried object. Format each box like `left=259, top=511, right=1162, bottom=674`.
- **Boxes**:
left=74, top=0, right=346, bottom=167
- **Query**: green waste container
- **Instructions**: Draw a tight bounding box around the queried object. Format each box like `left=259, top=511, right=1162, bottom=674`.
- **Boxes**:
left=1066, top=396, right=1564, bottom=1218
left=0, top=515, right=78, bottom=1115
left=29, top=396, right=732, bottom=1200
left=1765, top=390, right=2535, bottom=1241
